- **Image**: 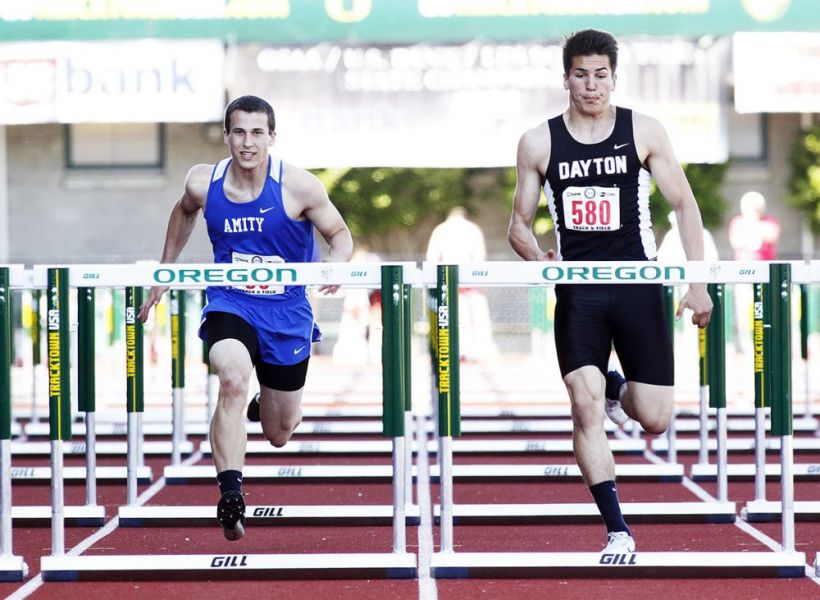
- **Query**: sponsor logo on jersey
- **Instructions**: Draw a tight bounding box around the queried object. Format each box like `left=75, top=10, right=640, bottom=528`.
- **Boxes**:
left=223, top=217, right=265, bottom=233
left=558, top=156, right=628, bottom=180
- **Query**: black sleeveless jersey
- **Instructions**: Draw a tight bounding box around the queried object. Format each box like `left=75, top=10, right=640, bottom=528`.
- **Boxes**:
left=543, top=107, right=656, bottom=261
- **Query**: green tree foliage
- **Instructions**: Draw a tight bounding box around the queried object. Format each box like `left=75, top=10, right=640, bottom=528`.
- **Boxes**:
left=649, top=163, right=728, bottom=235
left=786, top=123, right=820, bottom=233
left=313, top=167, right=515, bottom=249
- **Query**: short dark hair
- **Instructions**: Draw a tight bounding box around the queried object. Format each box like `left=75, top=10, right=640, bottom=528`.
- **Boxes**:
left=562, top=29, right=619, bottom=74
left=224, top=95, right=275, bottom=133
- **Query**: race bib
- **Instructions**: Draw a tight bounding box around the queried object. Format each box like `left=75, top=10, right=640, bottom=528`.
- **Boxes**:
left=562, top=186, right=620, bottom=232
left=231, top=252, right=285, bottom=295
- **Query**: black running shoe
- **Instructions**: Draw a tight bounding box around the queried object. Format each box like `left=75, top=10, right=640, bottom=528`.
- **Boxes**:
left=247, top=393, right=261, bottom=423
left=217, top=490, right=246, bottom=541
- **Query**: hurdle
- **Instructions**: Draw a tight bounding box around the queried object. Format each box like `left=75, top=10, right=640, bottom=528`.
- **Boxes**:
left=692, top=266, right=820, bottom=496
left=0, top=266, right=28, bottom=580
left=428, top=261, right=806, bottom=578
left=39, top=262, right=416, bottom=580
left=427, top=263, right=732, bottom=527
left=739, top=266, right=820, bottom=521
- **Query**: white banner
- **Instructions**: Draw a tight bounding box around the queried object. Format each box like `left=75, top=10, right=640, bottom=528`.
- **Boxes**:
left=229, top=38, right=728, bottom=168
left=734, top=32, right=820, bottom=113
left=0, top=40, right=225, bottom=124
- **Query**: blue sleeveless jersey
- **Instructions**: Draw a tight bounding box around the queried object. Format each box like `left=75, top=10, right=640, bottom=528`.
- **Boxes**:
left=544, top=107, right=656, bottom=261
left=204, top=155, right=315, bottom=302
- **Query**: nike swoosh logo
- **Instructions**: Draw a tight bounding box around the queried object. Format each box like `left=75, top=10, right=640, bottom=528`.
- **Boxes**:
left=259, top=207, right=275, bottom=214
left=293, top=346, right=306, bottom=355
left=614, top=143, right=629, bottom=150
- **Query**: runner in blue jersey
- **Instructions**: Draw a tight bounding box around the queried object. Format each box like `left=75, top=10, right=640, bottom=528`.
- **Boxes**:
left=508, top=30, right=712, bottom=554
left=139, top=95, right=353, bottom=541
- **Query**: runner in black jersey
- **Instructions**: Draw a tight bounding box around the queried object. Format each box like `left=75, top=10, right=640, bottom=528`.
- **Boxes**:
left=138, top=96, right=353, bottom=541
left=508, top=30, right=713, bottom=554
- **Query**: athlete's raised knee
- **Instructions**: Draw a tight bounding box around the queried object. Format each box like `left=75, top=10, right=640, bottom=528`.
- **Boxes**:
left=639, top=413, right=670, bottom=435
left=266, top=414, right=302, bottom=447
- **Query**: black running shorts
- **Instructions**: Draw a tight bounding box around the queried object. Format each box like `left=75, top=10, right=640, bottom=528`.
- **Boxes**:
left=553, top=283, right=674, bottom=385
left=201, top=311, right=309, bottom=392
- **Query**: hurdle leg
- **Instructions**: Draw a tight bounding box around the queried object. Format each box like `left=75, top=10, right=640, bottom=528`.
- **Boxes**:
left=170, top=290, right=186, bottom=465
left=439, top=436, right=454, bottom=553
left=697, top=327, right=709, bottom=465
left=46, top=267, right=72, bottom=557
left=753, top=408, right=766, bottom=503
left=433, top=265, right=460, bottom=554
left=30, top=289, right=42, bottom=424
left=392, top=435, right=407, bottom=553
left=125, top=287, right=145, bottom=505
left=707, top=284, right=728, bottom=502
left=0, top=266, right=27, bottom=577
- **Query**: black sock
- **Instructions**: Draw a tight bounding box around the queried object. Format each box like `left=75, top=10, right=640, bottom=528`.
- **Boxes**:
left=217, top=470, right=243, bottom=495
left=589, top=480, right=631, bottom=535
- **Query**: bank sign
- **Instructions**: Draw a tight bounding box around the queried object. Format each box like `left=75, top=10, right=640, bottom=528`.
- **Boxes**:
left=0, top=40, right=224, bottom=124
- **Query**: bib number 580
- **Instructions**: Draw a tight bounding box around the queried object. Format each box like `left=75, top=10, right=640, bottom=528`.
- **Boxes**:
left=571, top=199, right=611, bottom=227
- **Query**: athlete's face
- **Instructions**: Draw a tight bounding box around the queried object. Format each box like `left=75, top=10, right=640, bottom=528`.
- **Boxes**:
left=224, top=110, right=275, bottom=170
left=563, top=54, right=616, bottom=116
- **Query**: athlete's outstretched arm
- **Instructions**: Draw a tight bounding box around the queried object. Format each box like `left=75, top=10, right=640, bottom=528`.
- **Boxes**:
left=509, top=126, right=552, bottom=261
left=291, top=167, right=353, bottom=293
left=138, top=164, right=209, bottom=322
left=638, top=114, right=712, bottom=328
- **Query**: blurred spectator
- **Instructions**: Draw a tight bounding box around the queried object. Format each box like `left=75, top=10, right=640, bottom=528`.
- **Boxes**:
left=658, top=211, right=719, bottom=262
left=728, top=191, right=780, bottom=261
left=332, top=248, right=382, bottom=365
left=427, top=207, right=498, bottom=362
left=728, top=191, right=780, bottom=355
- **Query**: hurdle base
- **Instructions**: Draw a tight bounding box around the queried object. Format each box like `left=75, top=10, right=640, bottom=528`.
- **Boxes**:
left=164, top=464, right=405, bottom=483
left=741, top=500, right=820, bottom=522
left=433, top=501, right=737, bottom=524
left=430, top=551, right=806, bottom=578
left=0, top=556, right=29, bottom=582
left=118, top=504, right=420, bottom=526
left=12, top=505, right=106, bottom=526
left=429, top=463, right=683, bottom=482
left=41, top=552, right=417, bottom=581
left=10, top=465, right=153, bottom=484
left=691, top=463, right=820, bottom=481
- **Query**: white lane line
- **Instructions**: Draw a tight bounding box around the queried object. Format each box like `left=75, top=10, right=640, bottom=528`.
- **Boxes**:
left=415, top=414, right=438, bottom=600
left=639, top=436, right=819, bottom=584
left=6, top=450, right=203, bottom=600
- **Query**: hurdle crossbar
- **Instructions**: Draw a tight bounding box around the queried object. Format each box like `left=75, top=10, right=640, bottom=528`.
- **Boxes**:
left=118, top=504, right=421, bottom=527
left=431, top=501, right=737, bottom=524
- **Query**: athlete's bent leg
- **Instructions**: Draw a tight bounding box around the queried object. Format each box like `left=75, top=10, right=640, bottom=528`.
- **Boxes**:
left=619, top=382, right=673, bottom=435
left=564, top=365, right=614, bottom=485
left=258, top=385, right=304, bottom=447
left=209, top=339, right=254, bottom=472
left=566, top=365, right=632, bottom=543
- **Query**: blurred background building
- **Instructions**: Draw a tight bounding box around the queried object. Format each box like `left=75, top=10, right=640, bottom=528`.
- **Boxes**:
left=1, top=0, right=819, bottom=264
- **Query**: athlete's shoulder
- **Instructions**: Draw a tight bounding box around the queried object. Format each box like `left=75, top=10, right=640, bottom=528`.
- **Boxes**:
left=281, top=161, right=328, bottom=206
left=517, top=121, right=551, bottom=166
left=183, top=163, right=213, bottom=205
left=630, top=110, right=667, bottom=141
